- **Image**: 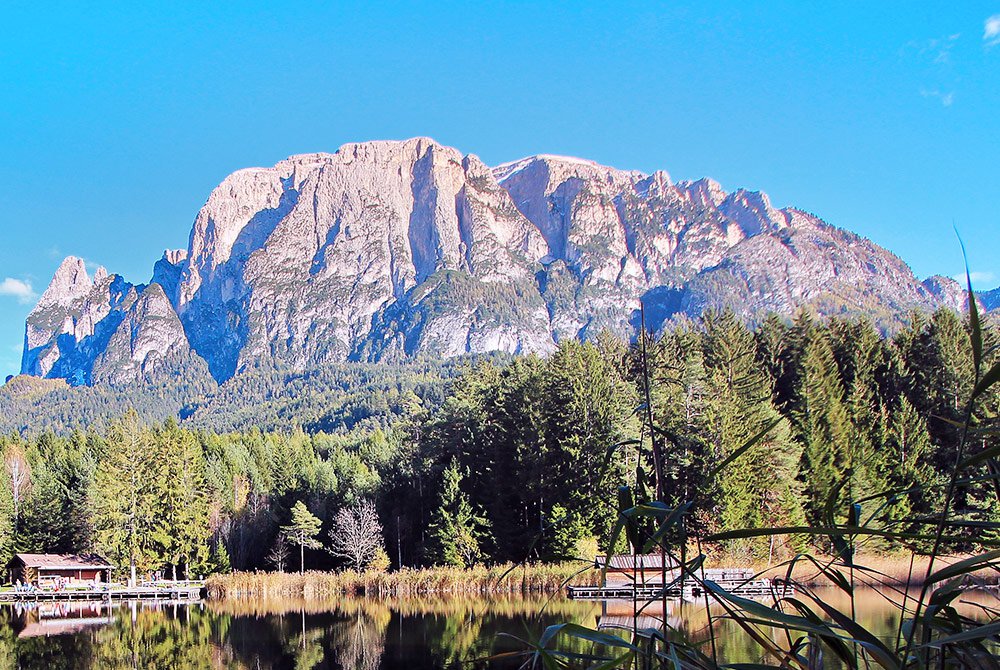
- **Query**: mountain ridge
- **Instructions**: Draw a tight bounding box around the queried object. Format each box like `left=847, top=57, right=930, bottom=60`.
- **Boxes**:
left=19, top=137, right=983, bottom=386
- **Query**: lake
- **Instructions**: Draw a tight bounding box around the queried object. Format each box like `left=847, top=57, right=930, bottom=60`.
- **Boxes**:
left=0, top=589, right=990, bottom=668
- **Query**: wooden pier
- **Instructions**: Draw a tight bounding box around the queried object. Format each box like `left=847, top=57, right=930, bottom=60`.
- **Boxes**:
left=569, top=567, right=793, bottom=601
left=0, top=583, right=203, bottom=603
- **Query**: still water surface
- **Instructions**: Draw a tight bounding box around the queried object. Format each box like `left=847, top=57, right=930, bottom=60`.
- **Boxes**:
left=0, top=589, right=990, bottom=668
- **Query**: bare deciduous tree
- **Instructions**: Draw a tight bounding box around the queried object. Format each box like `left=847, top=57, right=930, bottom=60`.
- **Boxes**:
left=4, top=444, right=32, bottom=524
left=267, top=534, right=291, bottom=572
left=329, top=500, right=384, bottom=571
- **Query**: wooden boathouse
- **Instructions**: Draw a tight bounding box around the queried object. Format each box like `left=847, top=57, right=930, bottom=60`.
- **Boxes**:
left=8, top=554, right=113, bottom=588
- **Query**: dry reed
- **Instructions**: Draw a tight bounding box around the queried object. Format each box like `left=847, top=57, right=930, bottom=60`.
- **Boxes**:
left=205, top=562, right=601, bottom=600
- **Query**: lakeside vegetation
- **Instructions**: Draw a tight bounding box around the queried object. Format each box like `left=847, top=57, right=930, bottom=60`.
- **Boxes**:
left=0, top=307, right=995, bottom=590
left=205, top=563, right=600, bottom=599
left=203, top=552, right=1000, bottom=602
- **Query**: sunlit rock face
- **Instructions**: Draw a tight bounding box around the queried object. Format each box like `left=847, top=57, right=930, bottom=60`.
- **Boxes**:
left=23, top=138, right=955, bottom=385
left=21, top=257, right=204, bottom=385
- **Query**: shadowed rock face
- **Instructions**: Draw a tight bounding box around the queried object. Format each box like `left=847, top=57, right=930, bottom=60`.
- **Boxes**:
left=979, top=286, right=1000, bottom=313
left=22, top=138, right=959, bottom=385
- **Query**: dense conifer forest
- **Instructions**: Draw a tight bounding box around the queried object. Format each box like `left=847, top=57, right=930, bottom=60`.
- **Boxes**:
left=0, top=308, right=994, bottom=577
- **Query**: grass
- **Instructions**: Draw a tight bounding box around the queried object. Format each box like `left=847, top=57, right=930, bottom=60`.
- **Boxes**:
left=205, top=562, right=600, bottom=599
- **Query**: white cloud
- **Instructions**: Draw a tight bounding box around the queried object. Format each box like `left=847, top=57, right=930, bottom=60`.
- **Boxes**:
left=905, top=33, right=961, bottom=63
left=920, top=88, right=955, bottom=107
left=985, top=14, right=1000, bottom=47
left=953, top=271, right=997, bottom=287
left=0, top=278, right=37, bottom=304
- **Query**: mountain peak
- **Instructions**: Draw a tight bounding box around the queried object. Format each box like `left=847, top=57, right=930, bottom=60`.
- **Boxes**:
left=35, top=256, right=91, bottom=310
left=493, top=153, right=645, bottom=185
left=22, top=138, right=961, bottom=387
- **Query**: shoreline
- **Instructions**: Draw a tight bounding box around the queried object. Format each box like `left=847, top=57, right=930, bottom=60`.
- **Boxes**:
left=205, top=553, right=1000, bottom=601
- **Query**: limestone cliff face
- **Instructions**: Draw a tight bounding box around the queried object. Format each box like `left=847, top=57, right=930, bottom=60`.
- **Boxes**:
left=22, top=257, right=204, bottom=385
left=162, top=138, right=551, bottom=379
left=22, top=138, right=966, bottom=385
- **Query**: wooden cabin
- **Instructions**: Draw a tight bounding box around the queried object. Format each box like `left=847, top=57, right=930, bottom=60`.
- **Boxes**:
left=8, top=554, right=113, bottom=588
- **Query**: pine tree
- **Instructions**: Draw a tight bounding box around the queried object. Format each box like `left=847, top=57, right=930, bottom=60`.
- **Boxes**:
left=886, top=396, right=936, bottom=529
left=541, top=340, right=637, bottom=552
left=17, top=463, right=65, bottom=552
left=156, top=420, right=212, bottom=579
left=282, top=501, right=323, bottom=574
left=642, top=324, right=711, bottom=520
left=0, top=463, right=13, bottom=567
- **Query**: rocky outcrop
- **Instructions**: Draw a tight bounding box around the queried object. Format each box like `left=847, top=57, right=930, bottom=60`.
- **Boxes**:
left=91, top=283, right=207, bottom=385
left=978, top=287, right=1000, bottom=312
left=21, top=138, right=977, bottom=385
left=22, top=258, right=204, bottom=385
left=923, top=275, right=974, bottom=314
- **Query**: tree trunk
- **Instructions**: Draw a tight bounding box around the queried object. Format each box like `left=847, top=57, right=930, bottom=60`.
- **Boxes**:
left=300, top=541, right=305, bottom=575
left=130, top=560, right=137, bottom=587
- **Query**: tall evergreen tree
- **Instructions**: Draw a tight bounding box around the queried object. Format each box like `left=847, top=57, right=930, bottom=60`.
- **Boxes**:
left=541, top=340, right=637, bottom=552
left=644, top=324, right=711, bottom=521
left=426, top=459, right=486, bottom=567
left=282, top=501, right=323, bottom=574
left=796, top=328, right=853, bottom=531
left=0, top=462, right=13, bottom=567
left=702, top=312, right=804, bottom=558
left=156, top=420, right=212, bottom=579
left=91, top=411, right=165, bottom=584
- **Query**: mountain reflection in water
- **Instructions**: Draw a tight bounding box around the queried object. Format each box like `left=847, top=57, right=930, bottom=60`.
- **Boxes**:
left=0, top=589, right=993, bottom=668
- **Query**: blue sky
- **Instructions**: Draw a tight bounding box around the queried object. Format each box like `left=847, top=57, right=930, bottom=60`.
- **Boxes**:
left=1, top=2, right=999, bottom=378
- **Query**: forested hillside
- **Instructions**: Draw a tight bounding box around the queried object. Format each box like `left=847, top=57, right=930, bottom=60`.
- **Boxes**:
left=0, top=309, right=994, bottom=577
left=0, top=356, right=497, bottom=435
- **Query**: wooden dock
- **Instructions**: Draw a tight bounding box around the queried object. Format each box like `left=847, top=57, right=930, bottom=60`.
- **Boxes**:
left=0, top=583, right=203, bottom=603
left=568, top=569, right=793, bottom=601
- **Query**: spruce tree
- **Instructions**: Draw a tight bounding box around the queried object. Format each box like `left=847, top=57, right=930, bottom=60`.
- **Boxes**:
left=541, top=340, right=636, bottom=553
left=645, top=324, right=711, bottom=520
left=702, top=311, right=804, bottom=559
left=426, top=459, right=486, bottom=567
left=156, top=420, right=212, bottom=579
left=796, top=328, right=853, bottom=531
left=91, top=411, right=165, bottom=584
left=0, top=463, right=13, bottom=567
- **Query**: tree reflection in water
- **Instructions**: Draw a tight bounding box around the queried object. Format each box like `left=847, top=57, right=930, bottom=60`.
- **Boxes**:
left=0, top=590, right=945, bottom=669
left=0, top=595, right=599, bottom=669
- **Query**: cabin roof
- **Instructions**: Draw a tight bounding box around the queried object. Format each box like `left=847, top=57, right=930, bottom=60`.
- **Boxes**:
left=12, top=553, right=114, bottom=570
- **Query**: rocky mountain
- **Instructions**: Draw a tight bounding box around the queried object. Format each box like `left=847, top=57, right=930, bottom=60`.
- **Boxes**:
left=20, top=137, right=970, bottom=386
left=979, top=287, right=1000, bottom=312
